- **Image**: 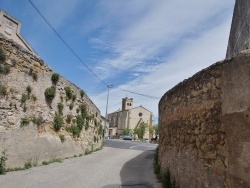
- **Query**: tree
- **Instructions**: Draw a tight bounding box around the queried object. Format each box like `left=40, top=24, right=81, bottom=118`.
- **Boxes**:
left=122, top=128, right=131, bottom=135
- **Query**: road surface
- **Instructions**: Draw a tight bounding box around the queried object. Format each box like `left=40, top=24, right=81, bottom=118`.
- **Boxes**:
left=0, top=139, right=162, bottom=188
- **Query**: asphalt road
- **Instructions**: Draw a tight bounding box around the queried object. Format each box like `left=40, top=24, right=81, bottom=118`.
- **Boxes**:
left=0, top=139, right=162, bottom=188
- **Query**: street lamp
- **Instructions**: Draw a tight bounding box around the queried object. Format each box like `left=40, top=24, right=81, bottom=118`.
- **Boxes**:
left=104, top=84, right=112, bottom=139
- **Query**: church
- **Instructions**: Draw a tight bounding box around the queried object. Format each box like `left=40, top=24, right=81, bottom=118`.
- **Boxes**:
left=108, top=97, right=154, bottom=140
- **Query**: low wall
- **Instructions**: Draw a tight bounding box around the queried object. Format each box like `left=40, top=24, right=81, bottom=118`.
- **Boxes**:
left=0, top=35, right=103, bottom=168
left=158, top=51, right=250, bottom=187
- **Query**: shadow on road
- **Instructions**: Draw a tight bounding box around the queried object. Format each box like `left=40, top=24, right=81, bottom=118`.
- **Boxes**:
left=103, top=150, right=162, bottom=188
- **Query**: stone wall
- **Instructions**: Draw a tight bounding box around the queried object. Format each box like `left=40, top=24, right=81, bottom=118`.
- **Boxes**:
left=158, top=51, right=250, bottom=187
left=0, top=35, right=103, bottom=168
left=226, top=0, right=250, bottom=59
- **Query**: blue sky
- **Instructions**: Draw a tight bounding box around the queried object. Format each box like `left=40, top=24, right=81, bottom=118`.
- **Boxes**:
left=1, top=0, right=235, bottom=123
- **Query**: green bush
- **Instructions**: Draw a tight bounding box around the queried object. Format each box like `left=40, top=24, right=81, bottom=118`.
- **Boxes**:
left=21, top=93, right=29, bottom=103
left=66, top=114, right=72, bottom=124
left=32, top=115, right=43, bottom=126
left=79, top=104, right=87, bottom=117
left=24, top=161, right=32, bottom=169
left=0, top=150, right=7, bottom=175
left=31, top=94, right=37, bottom=102
left=53, top=115, right=63, bottom=131
left=26, top=85, right=32, bottom=95
left=57, top=102, right=64, bottom=115
left=0, top=85, right=7, bottom=95
left=80, top=90, right=85, bottom=98
left=76, top=115, right=84, bottom=131
left=60, top=95, right=64, bottom=102
left=0, top=47, right=6, bottom=63
left=44, top=86, right=56, bottom=101
left=32, top=72, right=38, bottom=81
left=51, top=73, right=60, bottom=85
left=59, top=134, right=66, bottom=143
left=0, top=65, right=10, bottom=74
left=69, top=125, right=80, bottom=137
left=64, top=87, right=72, bottom=100
left=69, top=103, right=74, bottom=110
left=72, top=94, right=76, bottom=102
left=20, top=118, right=29, bottom=127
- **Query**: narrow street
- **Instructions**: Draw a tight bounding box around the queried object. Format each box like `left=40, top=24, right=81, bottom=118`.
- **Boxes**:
left=0, top=140, right=162, bottom=188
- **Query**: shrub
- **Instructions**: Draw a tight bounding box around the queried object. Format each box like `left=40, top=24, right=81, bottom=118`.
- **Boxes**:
left=44, top=86, right=56, bottom=101
left=72, top=94, right=76, bottom=102
left=59, top=134, right=66, bottom=143
left=57, top=102, right=64, bottom=115
left=79, top=104, right=87, bottom=117
left=20, top=118, right=29, bottom=127
left=29, top=68, right=33, bottom=76
left=69, top=125, right=80, bottom=137
left=32, top=72, right=38, bottom=81
left=69, top=103, right=74, bottom=110
left=51, top=73, right=60, bottom=85
left=64, top=87, right=72, bottom=100
left=76, top=115, right=84, bottom=131
left=98, top=124, right=103, bottom=135
left=53, top=115, right=63, bottom=131
left=21, top=93, right=29, bottom=103
left=0, top=65, right=10, bottom=74
left=154, top=147, right=161, bottom=177
left=32, top=115, right=43, bottom=126
left=0, top=150, right=7, bottom=175
left=60, top=95, right=64, bottom=102
left=66, top=115, right=72, bottom=124
left=0, top=47, right=6, bottom=63
left=94, top=135, right=97, bottom=142
left=0, top=85, right=7, bottom=95
left=23, top=105, right=27, bottom=112
left=26, top=85, right=32, bottom=95
left=80, top=90, right=85, bottom=98
left=24, top=161, right=32, bottom=169
left=76, top=108, right=79, bottom=114
left=31, top=94, right=37, bottom=102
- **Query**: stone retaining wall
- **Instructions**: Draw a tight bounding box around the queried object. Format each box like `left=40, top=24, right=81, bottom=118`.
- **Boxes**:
left=0, top=35, right=103, bottom=168
left=158, top=51, right=250, bottom=187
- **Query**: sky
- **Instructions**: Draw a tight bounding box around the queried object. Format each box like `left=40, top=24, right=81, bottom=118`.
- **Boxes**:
left=0, top=0, right=235, bottom=123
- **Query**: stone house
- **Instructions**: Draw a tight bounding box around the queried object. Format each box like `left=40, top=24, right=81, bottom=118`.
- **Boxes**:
left=108, top=97, right=154, bottom=140
left=0, top=9, right=36, bottom=55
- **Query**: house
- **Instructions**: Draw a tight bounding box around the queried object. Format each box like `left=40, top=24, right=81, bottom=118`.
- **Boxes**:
left=108, top=97, right=154, bottom=140
left=101, top=115, right=109, bottom=138
left=0, top=9, right=37, bottom=55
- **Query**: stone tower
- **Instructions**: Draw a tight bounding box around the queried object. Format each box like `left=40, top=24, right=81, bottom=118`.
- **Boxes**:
left=226, top=0, right=250, bottom=59
left=122, top=97, right=133, bottom=111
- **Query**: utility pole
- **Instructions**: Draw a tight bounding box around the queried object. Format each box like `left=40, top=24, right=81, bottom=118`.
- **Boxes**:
left=104, top=85, right=112, bottom=139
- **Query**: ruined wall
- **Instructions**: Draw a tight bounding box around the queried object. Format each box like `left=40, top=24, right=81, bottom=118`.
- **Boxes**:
left=0, top=35, right=103, bottom=168
left=226, top=0, right=250, bottom=59
left=159, top=51, right=250, bottom=187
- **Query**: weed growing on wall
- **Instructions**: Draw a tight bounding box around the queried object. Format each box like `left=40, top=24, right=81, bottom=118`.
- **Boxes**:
left=154, top=147, right=177, bottom=188
left=44, top=86, right=56, bottom=102
left=0, top=47, right=6, bottom=63
left=57, top=102, right=64, bottom=115
left=26, top=85, right=32, bottom=95
left=20, top=118, right=30, bottom=127
left=0, top=65, right=10, bottom=74
left=51, top=73, right=60, bottom=85
left=0, top=85, right=7, bottom=96
left=59, top=134, right=66, bottom=143
left=0, top=150, right=7, bottom=175
left=66, top=114, right=72, bottom=124
left=80, top=90, right=85, bottom=98
left=64, top=86, right=72, bottom=100
left=53, top=115, right=63, bottom=131
left=69, top=103, right=74, bottom=110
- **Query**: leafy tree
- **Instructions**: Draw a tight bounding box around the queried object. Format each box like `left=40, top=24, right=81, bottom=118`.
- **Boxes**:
left=122, top=128, right=131, bottom=135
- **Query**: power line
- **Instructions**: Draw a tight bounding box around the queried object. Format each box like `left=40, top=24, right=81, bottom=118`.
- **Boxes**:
left=28, top=0, right=160, bottom=100
left=28, top=0, right=108, bottom=87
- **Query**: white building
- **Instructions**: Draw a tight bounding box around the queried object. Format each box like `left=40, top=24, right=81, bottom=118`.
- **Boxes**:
left=108, top=97, right=154, bottom=140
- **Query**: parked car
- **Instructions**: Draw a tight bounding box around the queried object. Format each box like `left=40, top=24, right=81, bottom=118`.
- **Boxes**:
left=123, top=134, right=132, bottom=140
